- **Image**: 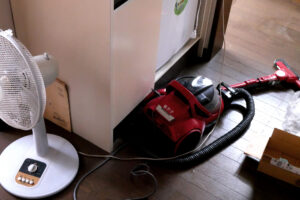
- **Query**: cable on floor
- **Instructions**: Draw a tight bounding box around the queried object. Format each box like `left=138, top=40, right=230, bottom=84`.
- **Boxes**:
left=74, top=144, right=158, bottom=200
left=125, top=163, right=158, bottom=200
left=77, top=118, right=219, bottom=162
left=73, top=143, right=127, bottom=200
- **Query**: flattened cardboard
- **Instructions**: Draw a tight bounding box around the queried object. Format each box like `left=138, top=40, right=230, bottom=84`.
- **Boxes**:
left=244, top=133, right=269, bottom=161
left=44, top=79, right=72, bottom=132
left=258, top=128, right=300, bottom=187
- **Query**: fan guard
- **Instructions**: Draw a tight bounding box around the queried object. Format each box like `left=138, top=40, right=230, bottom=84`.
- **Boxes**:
left=0, top=30, right=46, bottom=130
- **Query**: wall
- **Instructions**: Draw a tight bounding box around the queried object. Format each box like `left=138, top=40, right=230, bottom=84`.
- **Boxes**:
left=0, top=0, right=14, bottom=30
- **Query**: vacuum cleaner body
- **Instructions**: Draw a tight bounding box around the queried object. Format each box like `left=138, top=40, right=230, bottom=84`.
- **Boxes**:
left=144, top=76, right=224, bottom=154
left=143, top=59, right=300, bottom=155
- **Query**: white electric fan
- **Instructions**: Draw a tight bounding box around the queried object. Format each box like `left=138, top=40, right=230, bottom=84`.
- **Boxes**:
left=0, top=29, right=79, bottom=199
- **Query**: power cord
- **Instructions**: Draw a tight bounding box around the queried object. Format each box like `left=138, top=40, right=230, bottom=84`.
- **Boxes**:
left=73, top=143, right=126, bottom=200
left=125, top=163, right=158, bottom=200
left=78, top=118, right=220, bottom=161
left=74, top=144, right=158, bottom=200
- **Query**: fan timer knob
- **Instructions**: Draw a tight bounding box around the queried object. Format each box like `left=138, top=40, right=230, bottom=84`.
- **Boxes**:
left=28, top=163, right=38, bottom=173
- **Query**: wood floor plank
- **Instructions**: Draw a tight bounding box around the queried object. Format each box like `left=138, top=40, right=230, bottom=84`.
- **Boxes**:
left=179, top=0, right=300, bottom=199
left=151, top=168, right=220, bottom=200
left=180, top=170, right=248, bottom=200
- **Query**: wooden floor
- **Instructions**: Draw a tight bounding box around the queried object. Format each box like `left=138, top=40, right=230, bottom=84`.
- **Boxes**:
left=176, top=0, right=300, bottom=199
left=1, top=0, right=300, bottom=199
left=78, top=0, right=300, bottom=199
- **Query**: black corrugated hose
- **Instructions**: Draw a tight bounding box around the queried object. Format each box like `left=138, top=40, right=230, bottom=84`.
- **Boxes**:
left=154, top=88, right=255, bottom=168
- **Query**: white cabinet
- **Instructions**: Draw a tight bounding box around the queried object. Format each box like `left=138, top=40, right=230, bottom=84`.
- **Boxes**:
left=10, top=0, right=162, bottom=152
left=7, top=0, right=220, bottom=152
left=112, top=0, right=162, bottom=128
left=156, top=0, right=199, bottom=70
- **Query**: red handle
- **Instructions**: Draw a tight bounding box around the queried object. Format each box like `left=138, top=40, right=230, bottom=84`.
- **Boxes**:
left=168, top=81, right=200, bottom=104
left=168, top=81, right=211, bottom=116
left=230, top=74, right=278, bottom=89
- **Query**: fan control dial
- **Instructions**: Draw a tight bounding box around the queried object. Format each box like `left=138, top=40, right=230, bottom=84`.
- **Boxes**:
left=15, top=158, right=46, bottom=187
left=28, top=163, right=38, bottom=173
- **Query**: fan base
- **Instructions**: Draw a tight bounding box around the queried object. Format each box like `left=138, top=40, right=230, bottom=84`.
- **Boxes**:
left=0, top=134, right=79, bottom=199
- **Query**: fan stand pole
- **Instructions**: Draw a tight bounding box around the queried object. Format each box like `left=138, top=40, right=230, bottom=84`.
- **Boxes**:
left=32, top=118, right=49, bottom=156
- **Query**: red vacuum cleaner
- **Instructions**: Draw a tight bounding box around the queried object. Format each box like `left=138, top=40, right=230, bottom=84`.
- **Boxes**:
left=141, top=59, right=299, bottom=166
left=231, top=59, right=300, bottom=89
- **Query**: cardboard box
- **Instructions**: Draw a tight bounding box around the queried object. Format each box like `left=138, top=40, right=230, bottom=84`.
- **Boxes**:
left=244, top=133, right=269, bottom=161
left=258, top=128, right=300, bottom=187
left=44, top=79, right=72, bottom=132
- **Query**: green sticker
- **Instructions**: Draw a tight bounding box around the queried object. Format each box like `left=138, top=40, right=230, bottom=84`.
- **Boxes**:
left=174, top=0, right=188, bottom=15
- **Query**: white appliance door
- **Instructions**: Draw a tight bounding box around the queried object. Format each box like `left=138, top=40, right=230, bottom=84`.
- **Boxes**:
left=156, top=0, right=199, bottom=70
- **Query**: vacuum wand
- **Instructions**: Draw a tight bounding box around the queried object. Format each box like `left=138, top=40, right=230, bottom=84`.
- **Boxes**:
left=230, top=59, right=300, bottom=90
